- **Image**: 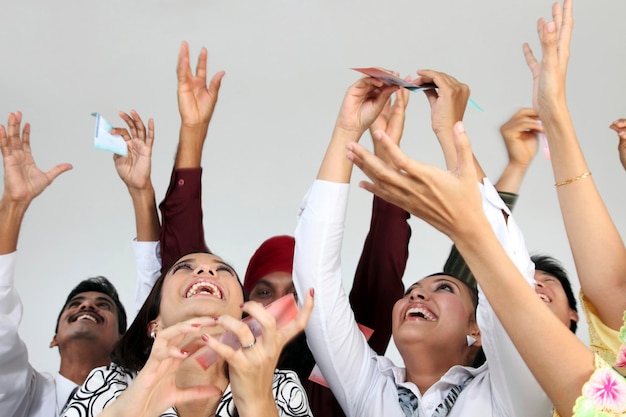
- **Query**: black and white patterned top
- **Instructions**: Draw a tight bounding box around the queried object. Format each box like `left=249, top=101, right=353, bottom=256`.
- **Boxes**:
left=61, top=363, right=312, bottom=417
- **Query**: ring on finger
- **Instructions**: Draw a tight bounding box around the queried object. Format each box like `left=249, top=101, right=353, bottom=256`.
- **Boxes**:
left=242, top=337, right=256, bottom=350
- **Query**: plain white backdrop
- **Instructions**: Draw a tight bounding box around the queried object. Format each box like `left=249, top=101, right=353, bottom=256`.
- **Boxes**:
left=1, top=0, right=625, bottom=374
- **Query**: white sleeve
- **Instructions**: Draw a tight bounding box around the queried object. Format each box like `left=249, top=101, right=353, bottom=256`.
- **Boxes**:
left=131, top=240, right=161, bottom=322
left=293, top=180, right=381, bottom=416
left=477, top=179, right=552, bottom=417
left=0, top=252, right=55, bottom=417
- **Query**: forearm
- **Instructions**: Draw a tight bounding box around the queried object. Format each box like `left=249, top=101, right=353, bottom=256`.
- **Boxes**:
left=453, top=220, right=594, bottom=416
left=129, top=186, right=160, bottom=242
left=543, top=104, right=626, bottom=328
left=317, top=127, right=361, bottom=183
left=494, top=161, right=529, bottom=194
left=0, top=199, right=28, bottom=254
left=158, top=167, right=208, bottom=273
left=174, top=125, right=207, bottom=169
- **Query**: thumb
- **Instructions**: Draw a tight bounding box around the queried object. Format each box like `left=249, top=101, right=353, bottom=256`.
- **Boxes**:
left=45, top=163, right=73, bottom=184
left=453, top=122, right=476, bottom=180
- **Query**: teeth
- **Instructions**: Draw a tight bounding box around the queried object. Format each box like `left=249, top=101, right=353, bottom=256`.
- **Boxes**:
left=77, top=314, right=97, bottom=323
left=538, top=294, right=550, bottom=303
left=405, top=306, right=436, bottom=321
left=186, top=281, right=222, bottom=299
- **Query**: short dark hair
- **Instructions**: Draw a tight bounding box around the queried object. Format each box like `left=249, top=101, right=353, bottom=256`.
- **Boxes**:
left=56, top=276, right=127, bottom=335
left=112, top=251, right=245, bottom=373
left=531, top=254, right=578, bottom=333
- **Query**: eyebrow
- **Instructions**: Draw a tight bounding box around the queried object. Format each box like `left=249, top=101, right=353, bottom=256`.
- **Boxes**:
left=404, top=278, right=461, bottom=296
left=172, top=258, right=236, bottom=272
left=433, top=278, right=462, bottom=292
left=67, top=295, right=114, bottom=306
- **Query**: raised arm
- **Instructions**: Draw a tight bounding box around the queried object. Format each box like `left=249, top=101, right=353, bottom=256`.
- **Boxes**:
left=444, top=107, right=540, bottom=284
left=524, top=0, right=626, bottom=329
left=0, top=112, right=72, bottom=254
left=0, top=112, right=72, bottom=417
left=112, top=111, right=159, bottom=242
left=110, top=111, right=161, bottom=316
left=348, top=121, right=597, bottom=417
left=350, top=88, right=410, bottom=354
left=159, top=41, right=224, bottom=272
left=292, top=76, right=398, bottom=416
left=494, top=108, right=541, bottom=194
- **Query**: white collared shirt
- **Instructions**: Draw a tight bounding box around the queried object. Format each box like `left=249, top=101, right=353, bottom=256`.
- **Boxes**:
left=292, top=179, right=551, bottom=417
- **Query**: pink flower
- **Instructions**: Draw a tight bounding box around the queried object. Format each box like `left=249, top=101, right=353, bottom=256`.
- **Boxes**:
left=616, top=347, right=626, bottom=370
left=582, top=368, right=626, bottom=412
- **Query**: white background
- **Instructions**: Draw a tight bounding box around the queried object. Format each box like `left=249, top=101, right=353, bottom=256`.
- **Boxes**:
left=1, top=0, right=625, bottom=373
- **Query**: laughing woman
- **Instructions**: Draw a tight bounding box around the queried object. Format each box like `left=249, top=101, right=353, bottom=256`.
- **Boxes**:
left=61, top=253, right=314, bottom=417
left=291, top=69, right=552, bottom=416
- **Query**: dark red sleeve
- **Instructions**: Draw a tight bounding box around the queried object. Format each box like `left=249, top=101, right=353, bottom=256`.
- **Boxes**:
left=349, top=196, right=410, bottom=355
left=158, top=167, right=210, bottom=273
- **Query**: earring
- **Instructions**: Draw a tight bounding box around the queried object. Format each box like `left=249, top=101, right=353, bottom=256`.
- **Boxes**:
left=149, top=324, right=157, bottom=340
left=466, top=335, right=476, bottom=347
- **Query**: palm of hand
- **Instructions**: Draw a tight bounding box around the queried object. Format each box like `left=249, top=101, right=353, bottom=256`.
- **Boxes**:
left=114, top=139, right=151, bottom=190
left=178, top=79, right=215, bottom=127
left=3, top=150, right=51, bottom=202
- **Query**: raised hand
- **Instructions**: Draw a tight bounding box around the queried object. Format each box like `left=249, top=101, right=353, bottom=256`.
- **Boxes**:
left=99, top=318, right=223, bottom=417
left=177, top=41, right=225, bottom=131
left=369, top=84, right=410, bottom=162
left=523, top=0, right=572, bottom=117
left=111, top=110, right=154, bottom=192
left=347, top=122, right=480, bottom=240
left=493, top=108, right=541, bottom=194
left=500, top=108, right=541, bottom=168
left=0, top=112, right=72, bottom=206
left=203, top=290, right=314, bottom=416
left=609, top=118, right=626, bottom=170
left=333, top=74, right=400, bottom=140
left=415, top=70, right=470, bottom=170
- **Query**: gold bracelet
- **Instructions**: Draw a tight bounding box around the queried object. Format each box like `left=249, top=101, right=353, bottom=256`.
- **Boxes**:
left=554, top=171, right=592, bottom=187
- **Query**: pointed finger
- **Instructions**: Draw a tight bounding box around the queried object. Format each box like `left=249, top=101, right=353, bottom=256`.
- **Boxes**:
left=195, top=47, right=208, bottom=83
left=8, top=112, right=23, bottom=151
left=522, top=43, right=538, bottom=72
left=21, top=123, right=32, bottom=155
left=130, top=110, right=147, bottom=140
left=176, top=41, right=192, bottom=84
left=146, top=119, right=155, bottom=149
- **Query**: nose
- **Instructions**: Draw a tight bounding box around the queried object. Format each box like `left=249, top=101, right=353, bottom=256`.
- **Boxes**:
left=535, top=281, right=545, bottom=290
left=78, top=298, right=97, bottom=311
left=409, top=287, right=428, bottom=301
left=194, top=264, right=215, bottom=276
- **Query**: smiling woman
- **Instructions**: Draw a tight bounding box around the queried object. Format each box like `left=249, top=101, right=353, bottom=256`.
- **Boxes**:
left=61, top=251, right=314, bottom=417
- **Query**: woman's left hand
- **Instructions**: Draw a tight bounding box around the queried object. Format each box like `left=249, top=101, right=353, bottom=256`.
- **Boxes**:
left=204, top=290, right=314, bottom=416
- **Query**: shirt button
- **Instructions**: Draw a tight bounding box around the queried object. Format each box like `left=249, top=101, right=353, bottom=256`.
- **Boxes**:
left=178, top=179, right=185, bottom=186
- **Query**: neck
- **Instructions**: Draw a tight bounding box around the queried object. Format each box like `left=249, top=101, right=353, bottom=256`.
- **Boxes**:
left=57, top=340, right=114, bottom=385
left=401, top=344, right=466, bottom=394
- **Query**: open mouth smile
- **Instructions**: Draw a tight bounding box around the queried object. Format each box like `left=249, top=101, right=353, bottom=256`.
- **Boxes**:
left=185, top=279, right=224, bottom=300
left=405, top=304, right=437, bottom=321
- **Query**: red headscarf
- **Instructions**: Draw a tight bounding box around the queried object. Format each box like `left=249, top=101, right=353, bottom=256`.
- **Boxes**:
left=243, top=235, right=295, bottom=295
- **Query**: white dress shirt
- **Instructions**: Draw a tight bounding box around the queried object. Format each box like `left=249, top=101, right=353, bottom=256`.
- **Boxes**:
left=292, top=179, right=551, bottom=417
